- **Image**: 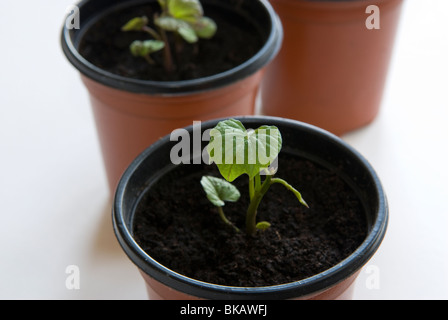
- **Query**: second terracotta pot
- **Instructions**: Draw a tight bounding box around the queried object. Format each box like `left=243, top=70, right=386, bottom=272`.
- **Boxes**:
left=61, top=0, right=282, bottom=192
left=261, top=0, right=403, bottom=135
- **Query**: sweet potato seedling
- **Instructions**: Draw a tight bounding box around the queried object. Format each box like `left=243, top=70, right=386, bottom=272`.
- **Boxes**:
left=201, top=119, right=309, bottom=236
left=121, top=0, right=217, bottom=73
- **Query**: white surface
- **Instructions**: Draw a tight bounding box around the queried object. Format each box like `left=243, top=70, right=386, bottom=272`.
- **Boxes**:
left=0, top=0, right=447, bottom=300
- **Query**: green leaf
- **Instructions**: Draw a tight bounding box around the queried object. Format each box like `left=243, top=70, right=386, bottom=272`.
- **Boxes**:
left=155, top=16, right=184, bottom=32
left=143, top=40, right=165, bottom=53
left=256, top=221, right=271, bottom=231
left=130, top=41, right=145, bottom=56
left=168, top=0, right=203, bottom=21
left=178, top=25, right=198, bottom=43
left=130, top=40, right=165, bottom=57
left=200, top=176, right=240, bottom=207
left=121, top=16, right=148, bottom=31
left=155, top=16, right=199, bottom=43
left=207, top=119, right=282, bottom=182
left=193, top=17, right=217, bottom=39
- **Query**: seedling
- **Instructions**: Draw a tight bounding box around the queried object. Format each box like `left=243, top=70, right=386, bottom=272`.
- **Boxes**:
left=121, top=0, right=217, bottom=73
left=201, top=119, right=309, bottom=236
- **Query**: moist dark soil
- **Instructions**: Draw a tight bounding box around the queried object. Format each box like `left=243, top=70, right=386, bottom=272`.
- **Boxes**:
left=78, top=2, right=264, bottom=81
left=132, top=154, right=367, bottom=287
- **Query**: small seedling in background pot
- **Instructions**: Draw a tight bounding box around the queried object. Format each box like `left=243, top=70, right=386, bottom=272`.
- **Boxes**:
left=201, top=119, right=309, bottom=236
left=121, top=0, right=217, bottom=73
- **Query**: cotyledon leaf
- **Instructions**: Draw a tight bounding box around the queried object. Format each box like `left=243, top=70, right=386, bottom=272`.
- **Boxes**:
left=200, top=176, right=241, bottom=207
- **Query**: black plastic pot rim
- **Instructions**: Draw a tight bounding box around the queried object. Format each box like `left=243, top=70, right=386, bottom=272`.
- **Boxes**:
left=61, top=0, right=283, bottom=96
left=112, top=115, right=389, bottom=300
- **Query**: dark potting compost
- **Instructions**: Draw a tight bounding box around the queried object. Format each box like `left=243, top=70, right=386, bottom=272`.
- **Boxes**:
left=132, top=154, right=367, bottom=287
left=78, top=2, right=264, bottom=81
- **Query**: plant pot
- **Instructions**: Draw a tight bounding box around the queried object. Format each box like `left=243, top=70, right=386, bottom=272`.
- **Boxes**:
left=61, top=0, right=282, bottom=192
left=112, top=115, right=388, bottom=300
left=260, top=0, right=403, bottom=135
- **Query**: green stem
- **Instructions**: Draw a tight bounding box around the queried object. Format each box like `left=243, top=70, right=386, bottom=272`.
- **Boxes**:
left=249, top=174, right=261, bottom=202
left=142, top=26, right=161, bottom=40
left=164, top=0, right=171, bottom=15
left=218, top=207, right=240, bottom=233
left=245, top=175, right=272, bottom=236
left=173, top=32, right=184, bottom=60
left=271, top=178, right=309, bottom=208
left=245, top=176, right=308, bottom=236
left=159, top=28, right=174, bottom=74
left=249, top=177, right=255, bottom=201
left=255, top=174, right=261, bottom=191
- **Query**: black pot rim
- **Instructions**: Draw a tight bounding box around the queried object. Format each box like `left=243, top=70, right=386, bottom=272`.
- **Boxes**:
left=61, top=0, right=283, bottom=95
left=112, top=115, right=389, bottom=300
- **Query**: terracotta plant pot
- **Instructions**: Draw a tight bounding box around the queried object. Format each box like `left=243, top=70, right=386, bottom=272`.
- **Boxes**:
left=113, top=116, right=388, bottom=300
left=61, top=0, right=282, bottom=192
left=260, top=0, right=403, bottom=135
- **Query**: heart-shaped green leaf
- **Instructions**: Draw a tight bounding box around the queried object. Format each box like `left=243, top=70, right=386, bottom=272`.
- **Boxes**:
left=155, top=16, right=186, bottom=32
left=207, top=119, right=282, bottom=182
left=200, top=176, right=241, bottom=207
left=178, top=25, right=198, bottom=43
left=155, top=16, right=198, bottom=43
left=168, top=0, right=203, bottom=21
left=193, top=16, right=217, bottom=39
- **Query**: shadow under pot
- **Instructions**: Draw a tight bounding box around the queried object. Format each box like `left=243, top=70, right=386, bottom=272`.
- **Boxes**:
left=113, top=115, right=388, bottom=300
left=61, top=0, right=283, bottom=192
left=260, top=0, right=404, bottom=136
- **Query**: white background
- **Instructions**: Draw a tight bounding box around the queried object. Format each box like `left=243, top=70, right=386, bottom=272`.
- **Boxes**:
left=0, top=0, right=447, bottom=299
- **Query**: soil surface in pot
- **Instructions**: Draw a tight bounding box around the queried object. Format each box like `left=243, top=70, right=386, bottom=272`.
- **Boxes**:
left=133, top=154, right=368, bottom=287
left=78, top=2, right=264, bottom=81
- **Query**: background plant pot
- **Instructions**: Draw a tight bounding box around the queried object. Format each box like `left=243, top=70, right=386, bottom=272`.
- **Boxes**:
left=260, top=0, right=403, bottom=136
left=61, top=0, right=282, bottom=192
left=113, top=116, right=388, bottom=300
